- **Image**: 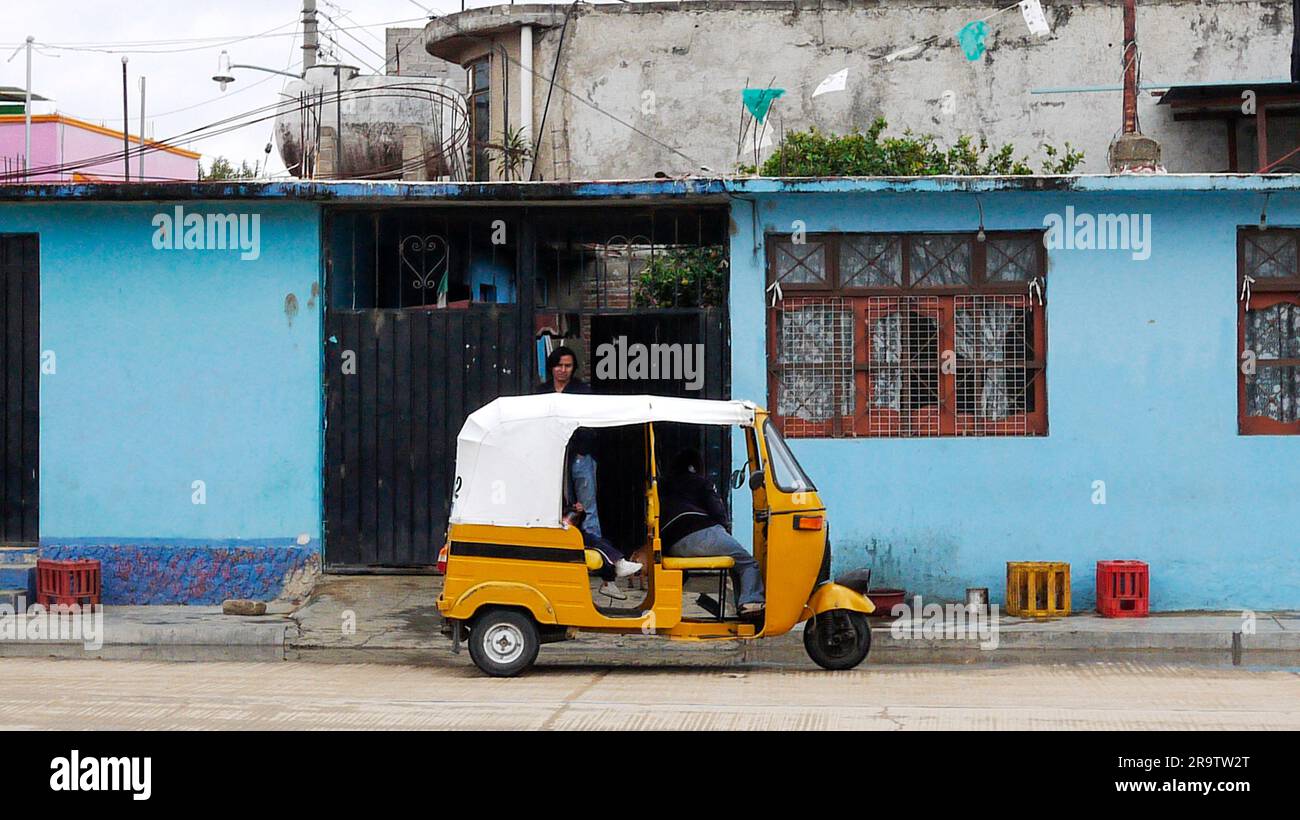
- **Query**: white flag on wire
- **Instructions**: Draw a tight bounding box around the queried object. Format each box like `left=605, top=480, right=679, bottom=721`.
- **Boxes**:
left=1019, top=0, right=1051, bottom=36
left=812, top=68, right=849, bottom=97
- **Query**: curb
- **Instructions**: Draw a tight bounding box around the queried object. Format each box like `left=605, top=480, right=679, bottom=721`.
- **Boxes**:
left=875, top=630, right=1300, bottom=652
left=0, top=620, right=296, bottom=649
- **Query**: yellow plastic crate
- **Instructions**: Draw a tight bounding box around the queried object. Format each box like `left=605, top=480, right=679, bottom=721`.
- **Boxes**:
left=1006, top=561, right=1071, bottom=618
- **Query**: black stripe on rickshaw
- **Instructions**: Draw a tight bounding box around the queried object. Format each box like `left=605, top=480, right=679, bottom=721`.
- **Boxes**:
left=450, top=541, right=587, bottom=564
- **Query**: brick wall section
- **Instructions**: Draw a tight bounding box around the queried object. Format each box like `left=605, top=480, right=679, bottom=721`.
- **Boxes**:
left=386, top=28, right=465, bottom=91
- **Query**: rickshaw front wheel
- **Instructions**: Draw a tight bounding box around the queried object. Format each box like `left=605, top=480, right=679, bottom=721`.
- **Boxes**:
left=803, top=609, right=872, bottom=671
left=468, top=608, right=541, bottom=677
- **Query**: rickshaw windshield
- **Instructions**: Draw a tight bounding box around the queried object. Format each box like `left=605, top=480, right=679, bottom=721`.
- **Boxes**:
left=763, top=419, right=815, bottom=493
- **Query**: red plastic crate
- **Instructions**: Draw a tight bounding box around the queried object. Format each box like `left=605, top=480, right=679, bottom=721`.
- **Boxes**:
left=36, top=558, right=101, bottom=608
left=1096, top=560, right=1149, bottom=618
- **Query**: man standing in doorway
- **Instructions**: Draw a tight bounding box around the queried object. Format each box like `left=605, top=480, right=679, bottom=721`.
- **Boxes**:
left=538, top=346, right=601, bottom=539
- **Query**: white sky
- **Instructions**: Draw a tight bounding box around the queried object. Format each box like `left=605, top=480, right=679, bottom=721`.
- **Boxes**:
left=0, top=0, right=550, bottom=177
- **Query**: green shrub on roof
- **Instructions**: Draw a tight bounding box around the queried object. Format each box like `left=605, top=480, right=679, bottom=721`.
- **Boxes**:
left=742, top=117, right=1083, bottom=177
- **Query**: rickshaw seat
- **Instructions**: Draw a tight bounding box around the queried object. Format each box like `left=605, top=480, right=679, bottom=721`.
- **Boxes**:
left=584, top=550, right=605, bottom=571
left=661, top=556, right=735, bottom=571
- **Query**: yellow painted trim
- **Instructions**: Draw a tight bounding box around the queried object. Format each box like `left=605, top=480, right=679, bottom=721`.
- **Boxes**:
left=441, top=580, right=560, bottom=624
left=664, top=620, right=757, bottom=640
left=801, top=583, right=875, bottom=621
left=661, top=556, right=735, bottom=571
left=0, top=114, right=203, bottom=159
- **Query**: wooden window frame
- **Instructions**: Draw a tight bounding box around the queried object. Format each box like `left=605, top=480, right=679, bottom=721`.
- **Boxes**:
left=766, top=231, right=1048, bottom=439
left=1238, top=228, right=1300, bottom=435
left=467, top=56, right=492, bottom=182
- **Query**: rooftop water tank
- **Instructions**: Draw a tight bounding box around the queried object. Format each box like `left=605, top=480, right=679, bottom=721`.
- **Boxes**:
left=275, top=64, right=468, bottom=180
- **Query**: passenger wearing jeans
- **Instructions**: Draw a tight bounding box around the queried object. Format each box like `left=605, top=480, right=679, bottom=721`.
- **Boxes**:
left=658, top=449, right=765, bottom=617
left=537, top=345, right=601, bottom=539
left=565, top=502, right=641, bottom=601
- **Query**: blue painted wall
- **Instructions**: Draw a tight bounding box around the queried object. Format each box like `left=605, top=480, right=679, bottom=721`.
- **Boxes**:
left=729, top=187, right=1300, bottom=611
left=0, top=201, right=322, bottom=602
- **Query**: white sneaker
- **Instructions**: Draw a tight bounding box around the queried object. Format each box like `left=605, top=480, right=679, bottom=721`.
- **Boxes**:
left=598, top=581, right=627, bottom=601
left=614, top=559, right=643, bottom=579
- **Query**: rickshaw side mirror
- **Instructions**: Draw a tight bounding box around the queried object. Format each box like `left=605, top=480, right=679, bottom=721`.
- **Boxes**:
left=748, top=470, right=766, bottom=492
left=729, top=469, right=745, bottom=490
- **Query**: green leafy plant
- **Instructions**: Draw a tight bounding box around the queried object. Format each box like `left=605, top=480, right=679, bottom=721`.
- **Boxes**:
left=486, top=126, right=535, bottom=181
left=634, top=245, right=727, bottom=308
left=199, top=156, right=258, bottom=180
left=739, top=118, right=1084, bottom=177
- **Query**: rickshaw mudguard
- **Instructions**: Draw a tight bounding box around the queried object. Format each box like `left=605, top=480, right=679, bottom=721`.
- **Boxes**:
left=442, top=581, right=560, bottom=625
left=800, top=582, right=875, bottom=621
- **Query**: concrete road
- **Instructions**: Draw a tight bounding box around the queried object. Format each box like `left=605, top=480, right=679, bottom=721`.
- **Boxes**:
left=1, top=657, right=1297, bottom=730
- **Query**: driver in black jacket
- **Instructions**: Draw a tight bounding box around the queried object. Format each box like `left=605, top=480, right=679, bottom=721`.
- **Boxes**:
left=659, top=449, right=765, bottom=617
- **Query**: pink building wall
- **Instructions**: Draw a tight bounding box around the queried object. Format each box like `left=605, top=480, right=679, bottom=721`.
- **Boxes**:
left=0, top=116, right=199, bottom=182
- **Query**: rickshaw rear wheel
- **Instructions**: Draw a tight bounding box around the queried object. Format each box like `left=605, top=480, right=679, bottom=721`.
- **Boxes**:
left=803, top=609, right=872, bottom=671
left=468, top=608, right=540, bottom=677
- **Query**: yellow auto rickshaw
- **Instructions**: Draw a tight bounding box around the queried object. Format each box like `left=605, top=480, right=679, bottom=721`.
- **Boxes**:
left=436, top=393, right=875, bottom=676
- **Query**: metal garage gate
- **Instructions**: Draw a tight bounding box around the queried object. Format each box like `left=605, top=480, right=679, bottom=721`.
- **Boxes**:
left=322, top=209, right=531, bottom=568
left=0, top=234, right=39, bottom=546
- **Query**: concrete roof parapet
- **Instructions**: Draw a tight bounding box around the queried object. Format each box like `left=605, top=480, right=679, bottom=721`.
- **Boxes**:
left=423, top=5, right=573, bottom=63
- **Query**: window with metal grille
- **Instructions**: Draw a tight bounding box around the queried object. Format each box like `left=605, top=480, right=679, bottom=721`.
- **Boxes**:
left=766, top=232, right=1048, bottom=438
left=1239, top=229, right=1300, bottom=434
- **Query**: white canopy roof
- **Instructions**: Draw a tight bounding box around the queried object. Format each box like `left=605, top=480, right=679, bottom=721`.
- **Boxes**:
left=449, top=394, right=757, bottom=529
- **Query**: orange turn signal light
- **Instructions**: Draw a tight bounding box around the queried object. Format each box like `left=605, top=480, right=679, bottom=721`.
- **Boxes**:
left=793, top=515, right=824, bottom=530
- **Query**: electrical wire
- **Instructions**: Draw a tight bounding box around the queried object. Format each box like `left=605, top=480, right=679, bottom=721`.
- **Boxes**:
left=80, top=60, right=302, bottom=125
left=16, top=17, right=300, bottom=56
left=0, top=15, right=430, bottom=54
left=530, top=0, right=580, bottom=180
left=420, top=2, right=709, bottom=170
left=320, top=9, right=389, bottom=69
left=7, top=2, right=1039, bottom=182
left=1, top=85, right=468, bottom=181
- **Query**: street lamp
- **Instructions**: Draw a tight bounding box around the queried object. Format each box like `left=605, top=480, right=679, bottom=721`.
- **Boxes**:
left=212, top=50, right=300, bottom=91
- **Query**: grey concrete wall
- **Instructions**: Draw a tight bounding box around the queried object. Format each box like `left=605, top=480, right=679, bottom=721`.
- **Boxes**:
left=387, top=28, right=464, bottom=91
left=482, top=0, right=1299, bottom=179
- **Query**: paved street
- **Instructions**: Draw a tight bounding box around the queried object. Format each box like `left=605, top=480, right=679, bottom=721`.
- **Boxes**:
left=1, top=657, right=1296, bottom=730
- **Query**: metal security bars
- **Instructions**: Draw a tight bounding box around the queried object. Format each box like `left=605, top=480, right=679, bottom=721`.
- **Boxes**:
left=954, top=294, right=1036, bottom=436
left=864, top=296, right=942, bottom=437
left=1238, top=229, right=1300, bottom=434
left=767, top=232, right=1048, bottom=438
left=773, top=297, right=855, bottom=438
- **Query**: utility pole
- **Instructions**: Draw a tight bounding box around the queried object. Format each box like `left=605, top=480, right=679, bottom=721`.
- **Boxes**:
left=121, top=57, right=130, bottom=182
left=24, top=36, right=33, bottom=181
left=302, top=0, right=318, bottom=70
left=138, top=76, right=146, bottom=181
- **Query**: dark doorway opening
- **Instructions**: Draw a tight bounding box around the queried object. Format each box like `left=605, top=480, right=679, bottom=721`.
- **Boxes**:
left=0, top=234, right=39, bottom=546
left=531, top=207, right=732, bottom=555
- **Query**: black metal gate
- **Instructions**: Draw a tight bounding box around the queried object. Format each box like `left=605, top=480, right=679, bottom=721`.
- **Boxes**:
left=324, top=306, right=523, bottom=567
left=0, top=235, right=39, bottom=546
left=322, top=208, right=531, bottom=568
left=321, top=204, right=730, bottom=568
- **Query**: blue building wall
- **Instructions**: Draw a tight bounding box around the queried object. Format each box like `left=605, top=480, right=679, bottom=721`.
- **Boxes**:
left=728, top=184, right=1300, bottom=611
left=0, top=201, right=322, bottom=603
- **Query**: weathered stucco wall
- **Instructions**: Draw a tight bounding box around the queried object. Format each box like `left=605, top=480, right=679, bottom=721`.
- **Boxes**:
left=0, top=200, right=323, bottom=603
left=726, top=178, right=1300, bottom=611
left=488, top=0, right=1298, bottom=178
